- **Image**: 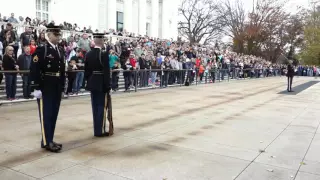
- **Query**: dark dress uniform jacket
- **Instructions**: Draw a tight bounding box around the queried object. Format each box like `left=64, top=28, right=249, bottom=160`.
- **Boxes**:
left=287, top=64, right=295, bottom=77
left=84, top=48, right=111, bottom=93
left=29, top=43, right=66, bottom=92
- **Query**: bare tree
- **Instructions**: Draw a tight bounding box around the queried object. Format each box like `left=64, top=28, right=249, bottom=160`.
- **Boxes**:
left=216, top=0, right=303, bottom=62
left=178, top=0, right=223, bottom=45
left=248, top=0, right=290, bottom=61
left=215, top=0, right=246, bottom=53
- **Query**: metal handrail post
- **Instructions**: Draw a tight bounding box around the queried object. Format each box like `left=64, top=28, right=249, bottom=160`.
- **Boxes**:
left=135, top=70, right=138, bottom=92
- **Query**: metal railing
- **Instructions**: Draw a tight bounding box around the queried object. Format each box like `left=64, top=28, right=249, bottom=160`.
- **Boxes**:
left=0, top=67, right=289, bottom=105
left=0, top=68, right=283, bottom=94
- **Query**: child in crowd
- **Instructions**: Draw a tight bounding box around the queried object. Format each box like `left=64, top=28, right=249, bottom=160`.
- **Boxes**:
left=198, top=63, right=205, bottom=82
left=29, top=39, right=37, bottom=55
left=66, top=59, right=77, bottom=95
left=111, top=61, right=120, bottom=92
left=122, top=57, right=133, bottom=92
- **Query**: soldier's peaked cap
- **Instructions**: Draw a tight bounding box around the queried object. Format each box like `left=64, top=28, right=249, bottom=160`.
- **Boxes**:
left=93, top=33, right=105, bottom=38
left=46, top=23, right=61, bottom=33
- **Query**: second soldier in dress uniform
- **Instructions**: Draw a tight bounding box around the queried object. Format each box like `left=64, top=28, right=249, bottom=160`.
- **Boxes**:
left=29, top=24, right=65, bottom=153
left=84, top=33, right=113, bottom=137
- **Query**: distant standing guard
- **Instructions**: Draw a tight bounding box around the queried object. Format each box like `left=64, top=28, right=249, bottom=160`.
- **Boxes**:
left=286, top=60, right=295, bottom=92
left=29, top=24, right=65, bottom=153
left=84, top=33, right=114, bottom=137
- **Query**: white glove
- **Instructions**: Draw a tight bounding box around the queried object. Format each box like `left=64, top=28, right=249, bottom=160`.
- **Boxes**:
left=33, top=90, right=42, bottom=99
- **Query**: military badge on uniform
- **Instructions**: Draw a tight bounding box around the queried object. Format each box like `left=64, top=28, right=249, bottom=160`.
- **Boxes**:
left=33, top=55, right=39, bottom=62
left=46, top=54, right=54, bottom=58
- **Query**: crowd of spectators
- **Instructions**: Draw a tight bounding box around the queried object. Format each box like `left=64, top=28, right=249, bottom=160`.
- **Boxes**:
left=0, top=12, right=318, bottom=101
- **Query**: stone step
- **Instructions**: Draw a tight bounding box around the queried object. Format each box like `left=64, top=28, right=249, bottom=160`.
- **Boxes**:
left=0, top=82, right=198, bottom=105
left=0, top=75, right=281, bottom=104
left=0, top=77, right=233, bottom=101
left=0, top=72, right=229, bottom=99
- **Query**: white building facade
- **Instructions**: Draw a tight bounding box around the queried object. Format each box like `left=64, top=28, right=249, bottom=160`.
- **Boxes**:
left=1, top=0, right=179, bottom=40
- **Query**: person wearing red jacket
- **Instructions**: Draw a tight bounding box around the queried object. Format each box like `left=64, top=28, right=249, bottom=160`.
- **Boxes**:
left=129, top=54, right=137, bottom=88
left=195, top=57, right=201, bottom=68
left=129, top=55, right=136, bottom=68
left=29, top=39, right=37, bottom=55
left=199, top=64, right=205, bottom=82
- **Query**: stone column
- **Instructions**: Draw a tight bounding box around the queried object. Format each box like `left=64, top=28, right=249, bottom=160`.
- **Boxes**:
left=123, top=0, right=133, bottom=33
left=150, top=0, right=159, bottom=38
left=107, top=0, right=117, bottom=31
left=98, top=0, right=107, bottom=31
left=170, top=0, right=179, bottom=40
left=161, top=0, right=168, bottom=39
left=138, top=0, right=146, bottom=35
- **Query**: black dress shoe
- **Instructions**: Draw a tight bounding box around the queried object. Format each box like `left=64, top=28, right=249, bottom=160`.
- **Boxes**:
left=45, top=142, right=61, bottom=153
left=41, top=142, right=62, bottom=150
left=94, top=132, right=110, bottom=137
left=53, top=141, right=62, bottom=149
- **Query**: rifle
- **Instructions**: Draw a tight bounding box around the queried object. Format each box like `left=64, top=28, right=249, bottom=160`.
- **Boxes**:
left=106, top=92, right=114, bottom=136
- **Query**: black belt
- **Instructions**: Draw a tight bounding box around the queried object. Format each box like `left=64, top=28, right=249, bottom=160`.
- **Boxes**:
left=44, top=72, right=60, bottom=77
left=93, top=71, right=104, bottom=75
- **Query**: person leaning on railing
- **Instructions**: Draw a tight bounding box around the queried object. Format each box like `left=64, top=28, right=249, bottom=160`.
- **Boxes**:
left=17, top=46, right=32, bottom=99
left=210, top=59, right=217, bottom=83
left=150, top=56, right=159, bottom=88
left=66, top=59, right=77, bottom=95
left=122, top=57, right=133, bottom=92
left=161, top=56, right=172, bottom=88
left=111, top=61, right=120, bottom=92
left=2, top=46, right=18, bottom=100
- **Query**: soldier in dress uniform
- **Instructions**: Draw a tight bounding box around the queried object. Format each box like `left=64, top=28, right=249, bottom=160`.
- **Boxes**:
left=84, top=33, right=113, bottom=137
left=286, top=60, right=295, bottom=92
left=29, top=23, right=65, bottom=153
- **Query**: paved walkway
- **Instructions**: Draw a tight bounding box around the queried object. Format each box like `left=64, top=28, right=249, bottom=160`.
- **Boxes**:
left=0, top=77, right=319, bottom=180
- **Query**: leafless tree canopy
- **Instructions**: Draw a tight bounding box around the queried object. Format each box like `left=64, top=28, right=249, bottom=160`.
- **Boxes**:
left=178, top=0, right=224, bottom=45
left=178, top=0, right=306, bottom=63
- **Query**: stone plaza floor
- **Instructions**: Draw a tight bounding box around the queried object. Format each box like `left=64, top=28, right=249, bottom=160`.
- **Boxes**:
left=0, top=76, right=320, bottom=180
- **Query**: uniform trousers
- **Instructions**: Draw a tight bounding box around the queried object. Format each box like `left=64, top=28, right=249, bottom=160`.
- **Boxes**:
left=287, top=76, right=293, bottom=91
left=90, top=91, right=107, bottom=136
left=37, top=86, right=62, bottom=146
